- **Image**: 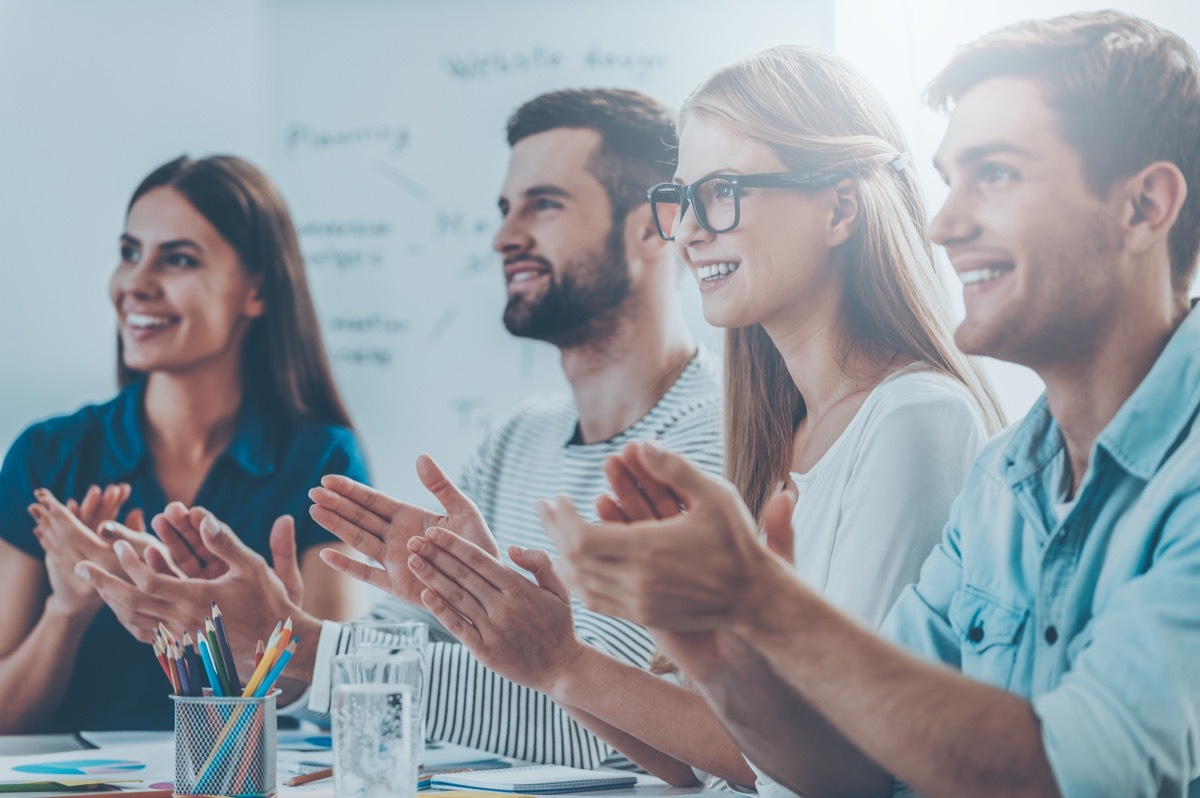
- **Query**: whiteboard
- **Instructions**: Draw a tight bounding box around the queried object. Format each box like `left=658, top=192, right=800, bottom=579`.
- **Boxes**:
left=0, top=0, right=834, bottom=503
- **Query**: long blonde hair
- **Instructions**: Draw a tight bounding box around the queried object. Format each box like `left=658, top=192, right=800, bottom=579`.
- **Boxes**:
left=682, top=46, right=1004, bottom=521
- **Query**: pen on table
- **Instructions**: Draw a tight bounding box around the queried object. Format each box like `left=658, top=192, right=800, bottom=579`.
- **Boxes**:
left=284, top=766, right=333, bottom=787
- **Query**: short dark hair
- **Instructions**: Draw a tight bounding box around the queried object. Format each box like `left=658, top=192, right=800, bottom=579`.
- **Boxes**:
left=506, top=88, right=677, bottom=224
left=927, top=11, right=1200, bottom=294
left=122, top=155, right=353, bottom=428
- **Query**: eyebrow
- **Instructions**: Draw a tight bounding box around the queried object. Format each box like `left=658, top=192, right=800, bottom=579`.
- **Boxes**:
left=933, top=142, right=1036, bottom=173
left=525, top=185, right=571, bottom=199
left=118, top=234, right=204, bottom=252
left=672, top=168, right=741, bottom=185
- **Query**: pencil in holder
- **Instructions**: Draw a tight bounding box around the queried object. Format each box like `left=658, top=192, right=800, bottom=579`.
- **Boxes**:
left=172, top=690, right=279, bottom=797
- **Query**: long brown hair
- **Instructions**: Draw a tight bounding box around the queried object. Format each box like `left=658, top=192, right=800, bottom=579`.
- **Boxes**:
left=118, top=155, right=352, bottom=428
left=683, top=47, right=1003, bottom=520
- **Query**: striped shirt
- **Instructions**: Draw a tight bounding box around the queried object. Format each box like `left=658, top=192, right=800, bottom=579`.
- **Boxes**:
left=308, top=349, right=724, bottom=768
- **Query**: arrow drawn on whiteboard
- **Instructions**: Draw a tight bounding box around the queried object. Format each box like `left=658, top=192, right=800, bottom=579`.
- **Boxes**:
left=373, top=160, right=430, bottom=201
left=428, top=308, right=457, bottom=340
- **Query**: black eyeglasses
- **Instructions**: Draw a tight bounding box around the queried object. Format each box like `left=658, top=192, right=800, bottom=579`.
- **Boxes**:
left=646, top=170, right=850, bottom=241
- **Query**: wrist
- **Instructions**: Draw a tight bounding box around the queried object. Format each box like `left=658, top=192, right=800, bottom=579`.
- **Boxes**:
left=43, top=595, right=100, bottom=630
left=288, top=612, right=323, bottom=683
left=732, top=554, right=807, bottom=641
left=546, top=638, right=594, bottom=705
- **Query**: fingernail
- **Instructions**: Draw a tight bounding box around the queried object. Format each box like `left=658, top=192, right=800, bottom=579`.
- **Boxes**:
left=427, top=527, right=443, bottom=542
left=75, top=564, right=90, bottom=580
left=511, top=545, right=526, bottom=556
left=642, top=442, right=663, bottom=462
left=408, top=554, right=425, bottom=571
left=203, top=516, right=225, bottom=536
left=408, top=538, right=425, bottom=553
left=113, top=540, right=132, bottom=556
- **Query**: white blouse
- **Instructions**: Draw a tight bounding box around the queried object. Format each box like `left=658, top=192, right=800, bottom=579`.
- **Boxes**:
left=751, top=367, right=990, bottom=798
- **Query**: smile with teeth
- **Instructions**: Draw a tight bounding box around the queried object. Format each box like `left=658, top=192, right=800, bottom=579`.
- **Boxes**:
left=958, top=265, right=1013, bottom=287
left=697, top=262, right=741, bottom=282
left=509, top=270, right=545, bottom=283
left=126, top=312, right=178, bottom=329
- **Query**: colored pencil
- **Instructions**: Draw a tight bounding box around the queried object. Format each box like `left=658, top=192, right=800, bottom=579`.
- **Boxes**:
left=152, top=640, right=171, bottom=685
left=173, top=641, right=190, bottom=697
left=205, top=618, right=231, bottom=696
left=253, top=637, right=298, bottom=697
left=284, top=767, right=332, bottom=787
left=241, top=621, right=284, bottom=697
left=254, top=639, right=264, bottom=666
left=196, top=635, right=225, bottom=697
left=182, top=631, right=205, bottom=697
left=211, top=602, right=241, bottom=692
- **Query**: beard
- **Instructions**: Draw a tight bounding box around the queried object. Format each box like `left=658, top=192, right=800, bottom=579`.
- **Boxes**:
left=502, top=224, right=631, bottom=348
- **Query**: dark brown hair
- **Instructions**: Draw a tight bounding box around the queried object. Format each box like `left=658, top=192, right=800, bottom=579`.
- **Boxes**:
left=506, top=88, right=676, bottom=225
left=927, top=10, right=1200, bottom=295
left=119, top=155, right=352, bottom=428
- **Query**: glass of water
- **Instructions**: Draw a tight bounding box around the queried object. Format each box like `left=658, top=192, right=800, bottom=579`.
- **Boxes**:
left=348, top=620, right=428, bottom=765
left=332, top=654, right=420, bottom=798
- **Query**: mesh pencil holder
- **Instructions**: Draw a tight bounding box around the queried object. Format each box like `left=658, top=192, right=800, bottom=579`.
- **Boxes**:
left=172, top=690, right=279, bottom=797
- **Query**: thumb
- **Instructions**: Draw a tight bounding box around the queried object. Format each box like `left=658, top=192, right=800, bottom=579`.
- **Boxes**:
left=143, top=545, right=177, bottom=576
left=510, top=545, right=570, bottom=602
left=632, top=441, right=724, bottom=509
left=197, top=511, right=254, bottom=569
left=762, top=488, right=797, bottom=565
left=269, top=515, right=305, bottom=603
left=124, top=507, right=146, bottom=532
left=416, top=454, right=477, bottom=514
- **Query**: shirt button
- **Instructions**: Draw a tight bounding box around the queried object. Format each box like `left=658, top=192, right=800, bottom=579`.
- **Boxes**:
left=968, top=625, right=984, bottom=643
left=1044, top=625, right=1058, bottom=645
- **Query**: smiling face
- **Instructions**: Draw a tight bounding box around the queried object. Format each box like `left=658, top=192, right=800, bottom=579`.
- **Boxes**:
left=672, top=115, right=842, bottom=332
left=492, top=127, right=630, bottom=348
left=931, top=77, right=1126, bottom=367
left=109, top=186, right=264, bottom=377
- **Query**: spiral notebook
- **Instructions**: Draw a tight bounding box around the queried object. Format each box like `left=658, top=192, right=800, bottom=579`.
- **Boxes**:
left=429, top=764, right=637, bottom=794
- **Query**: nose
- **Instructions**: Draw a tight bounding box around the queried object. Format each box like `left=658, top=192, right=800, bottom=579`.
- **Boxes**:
left=676, top=197, right=713, bottom=249
left=929, top=187, right=980, bottom=247
left=492, top=212, right=532, bottom=258
left=111, top=257, right=162, bottom=302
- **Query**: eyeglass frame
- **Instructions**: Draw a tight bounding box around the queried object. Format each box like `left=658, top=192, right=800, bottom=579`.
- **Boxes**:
left=646, top=170, right=852, bottom=241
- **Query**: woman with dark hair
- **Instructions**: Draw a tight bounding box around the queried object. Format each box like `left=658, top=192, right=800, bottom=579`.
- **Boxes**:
left=0, top=155, right=368, bottom=732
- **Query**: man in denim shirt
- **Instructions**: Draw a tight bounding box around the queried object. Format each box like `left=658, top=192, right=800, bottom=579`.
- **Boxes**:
left=540, top=10, right=1200, bottom=797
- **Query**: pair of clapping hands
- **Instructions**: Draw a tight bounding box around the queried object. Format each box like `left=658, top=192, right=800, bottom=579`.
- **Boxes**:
left=328, top=440, right=799, bottom=697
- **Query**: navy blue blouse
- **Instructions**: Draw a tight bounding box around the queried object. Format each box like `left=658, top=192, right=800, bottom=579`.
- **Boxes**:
left=0, top=379, right=369, bottom=732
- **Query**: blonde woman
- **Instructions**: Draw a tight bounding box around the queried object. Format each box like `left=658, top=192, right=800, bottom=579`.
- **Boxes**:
left=338, top=46, right=1002, bottom=788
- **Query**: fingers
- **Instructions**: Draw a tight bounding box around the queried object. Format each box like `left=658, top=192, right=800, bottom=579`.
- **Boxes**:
left=416, top=454, right=481, bottom=516
left=75, top=561, right=172, bottom=643
left=153, top=503, right=207, bottom=575
left=196, top=512, right=264, bottom=575
left=626, top=442, right=724, bottom=509
left=97, top=519, right=155, bottom=549
left=407, top=545, right=491, bottom=623
left=124, top=507, right=146, bottom=532
left=32, top=490, right=105, bottom=550
left=143, top=545, right=178, bottom=576
left=412, top=527, right=513, bottom=591
left=510, top=546, right=570, bottom=603
left=269, top=515, right=305, bottom=603
left=602, top=457, right=657, bottom=521
left=111, top=540, right=167, bottom=593
left=308, top=489, right=388, bottom=561
left=594, top=494, right=630, bottom=524
left=613, top=446, right=686, bottom=519
left=419, top=589, right=483, bottom=648
left=317, top=474, right=401, bottom=524
left=77, top=484, right=102, bottom=527
left=318, top=547, right=393, bottom=593
left=762, top=488, right=798, bottom=565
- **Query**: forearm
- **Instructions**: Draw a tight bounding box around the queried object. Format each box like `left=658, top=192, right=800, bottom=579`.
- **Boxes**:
left=554, top=646, right=752, bottom=786
left=0, top=601, right=94, bottom=733
left=558, top=703, right=699, bottom=787
left=691, top=630, right=890, bottom=798
left=743, top=578, right=1057, bottom=798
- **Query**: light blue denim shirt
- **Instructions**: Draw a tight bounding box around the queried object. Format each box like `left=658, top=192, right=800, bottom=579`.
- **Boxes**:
left=883, top=307, right=1200, bottom=797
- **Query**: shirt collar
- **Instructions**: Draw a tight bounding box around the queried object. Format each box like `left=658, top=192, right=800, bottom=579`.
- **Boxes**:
left=100, top=379, right=282, bottom=480
left=1002, top=306, right=1200, bottom=485
left=1094, top=306, right=1200, bottom=480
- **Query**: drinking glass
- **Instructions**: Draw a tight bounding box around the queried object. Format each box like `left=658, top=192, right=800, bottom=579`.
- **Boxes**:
left=332, top=653, right=419, bottom=798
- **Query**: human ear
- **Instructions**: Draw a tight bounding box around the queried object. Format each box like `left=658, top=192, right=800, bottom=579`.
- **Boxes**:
left=1125, top=161, right=1187, bottom=257
left=244, top=279, right=267, bottom=318
left=624, top=203, right=670, bottom=270
left=828, top=179, right=860, bottom=248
